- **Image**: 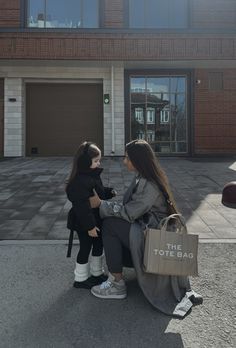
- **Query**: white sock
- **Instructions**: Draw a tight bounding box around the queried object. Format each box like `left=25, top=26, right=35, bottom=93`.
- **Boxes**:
left=74, top=262, right=89, bottom=282
left=90, top=255, right=103, bottom=276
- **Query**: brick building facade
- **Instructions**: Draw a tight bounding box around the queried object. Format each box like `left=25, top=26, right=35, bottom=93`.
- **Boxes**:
left=0, top=0, right=236, bottom=157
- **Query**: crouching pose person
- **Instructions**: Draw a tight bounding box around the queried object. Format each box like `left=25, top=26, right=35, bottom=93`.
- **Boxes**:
left=90, top=140, right=202, bottom=318
left=66, top=141, right=115, bottom=289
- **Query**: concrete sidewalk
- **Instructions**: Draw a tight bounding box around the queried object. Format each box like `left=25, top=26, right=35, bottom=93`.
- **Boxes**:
left=0, top=156, right=235, bottom=241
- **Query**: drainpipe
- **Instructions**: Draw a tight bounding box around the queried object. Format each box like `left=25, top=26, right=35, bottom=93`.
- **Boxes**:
left=111, top=65, right=115, bottom=154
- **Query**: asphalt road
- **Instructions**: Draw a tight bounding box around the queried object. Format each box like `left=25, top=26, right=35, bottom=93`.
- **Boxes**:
left=0, top=242, right=235, bottom=348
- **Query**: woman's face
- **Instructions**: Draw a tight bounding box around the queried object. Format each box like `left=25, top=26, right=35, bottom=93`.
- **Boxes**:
left=123, top=152, right=136, bottom=172
left=90, top=150, right=101, bottom=169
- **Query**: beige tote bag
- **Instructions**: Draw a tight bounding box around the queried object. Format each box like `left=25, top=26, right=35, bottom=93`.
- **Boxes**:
left=143, top=214, right=198, bottom=277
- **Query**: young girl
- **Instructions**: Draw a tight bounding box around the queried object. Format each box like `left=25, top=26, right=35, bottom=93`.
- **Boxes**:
left=66, top=141, right=115, bottom=289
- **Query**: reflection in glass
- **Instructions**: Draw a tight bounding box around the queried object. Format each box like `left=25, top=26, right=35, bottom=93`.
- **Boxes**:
left=130, top=76, right=188, bottom=154
left=83, top=0, right=99, bottom=27
left=46, top=0, right=81, bottom=28
left=27, top=0, right=99, bottom=28
left=129, top=0, right=144, bottom=28
left=131, top=103, right=145, bottom=141
left=130, top=78, right=145, bottom=92
left=160, top=109, right=170, bottom=124
left=171, top=142, right=187, bottom=153
left=148, top=0, right=169, bottom=29
left=170, top=94, right=186, bottom=141
left=146, top=108, right=155, bottom=124
left=171, top=77, right=186, bottom=94
left=129, top=0, right=188, bottom=29
left=28, top=0, right=44, bottom=27
left=147, top=78, right=169, bottom=93
left=135, top=108, right=144, bottom=124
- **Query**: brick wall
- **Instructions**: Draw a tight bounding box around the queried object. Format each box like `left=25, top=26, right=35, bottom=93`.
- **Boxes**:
left=194, top=69, right=236, bottom=154
left=103, top=0, right=124, bottom=28
left=191, top=0, right=236, bottom=29
left=0, top=33, right=236, bottom=60
left=0, top=0, right=20, bottom=28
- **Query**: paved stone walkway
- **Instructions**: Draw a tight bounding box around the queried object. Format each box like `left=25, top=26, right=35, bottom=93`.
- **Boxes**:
left=0, top=156, right=235, bottom=240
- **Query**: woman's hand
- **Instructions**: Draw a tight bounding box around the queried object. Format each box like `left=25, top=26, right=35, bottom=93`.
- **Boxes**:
left=89, top=190, right=102, bottom=208
left=88, top=227, right=99, bottom=238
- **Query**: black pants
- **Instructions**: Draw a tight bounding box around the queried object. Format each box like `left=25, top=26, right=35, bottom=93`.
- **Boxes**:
left=76, top=230, right=103, bottom=264
left=102, top=217, right=132, bottom=273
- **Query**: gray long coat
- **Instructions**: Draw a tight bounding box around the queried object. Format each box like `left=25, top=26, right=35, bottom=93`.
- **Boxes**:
left=100, top=175, right=202, bottom=318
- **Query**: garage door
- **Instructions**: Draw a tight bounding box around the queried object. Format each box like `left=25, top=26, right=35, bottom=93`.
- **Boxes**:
left=26, top=83, right=103, bottom=156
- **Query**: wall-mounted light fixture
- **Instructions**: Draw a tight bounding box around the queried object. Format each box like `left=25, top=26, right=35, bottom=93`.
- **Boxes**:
left=196, top=80, right=201, bottom=85
left=103, top=94, right=110, bottom=104
left=8, top=98, right=17, bottom=102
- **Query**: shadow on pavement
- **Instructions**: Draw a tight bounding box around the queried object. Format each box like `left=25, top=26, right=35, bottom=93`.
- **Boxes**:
left=9, top=284, right=184, bottom=348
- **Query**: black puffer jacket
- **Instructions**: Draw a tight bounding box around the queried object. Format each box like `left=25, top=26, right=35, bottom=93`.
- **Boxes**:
left=66, top=167, right=114, bottom=232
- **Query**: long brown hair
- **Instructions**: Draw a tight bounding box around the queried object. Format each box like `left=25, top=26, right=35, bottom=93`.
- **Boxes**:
left=66, top=141, right=100, bottom=188
left=126, top=140, right=178, bottom=214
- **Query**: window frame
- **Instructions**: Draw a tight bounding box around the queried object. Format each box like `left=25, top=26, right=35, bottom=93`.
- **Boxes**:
left=24, top=0, right=103, bottom=30
left=135, top=107, right=144, bottom=124
left=124, top=69, right=194, bottom=156
left=146, top=107, right=155, bottom=124
left=160, top=109, right=170, bottom=124
left=126, top=0, right=191, bottom=30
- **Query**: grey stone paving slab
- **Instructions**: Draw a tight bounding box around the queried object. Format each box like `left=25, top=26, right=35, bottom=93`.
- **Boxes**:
left=32, top=175, right=53, bottom=182
left=39, top=201, right=65, bottom=215
left=0, top=220, right=29, bottom=239
left=210, top=226, right=236, bottom=239
left=0, top=156, right=235, bottom=241
left=47, top=221, right=75, bottom=240
left=10, top=208, right=40, bottom=220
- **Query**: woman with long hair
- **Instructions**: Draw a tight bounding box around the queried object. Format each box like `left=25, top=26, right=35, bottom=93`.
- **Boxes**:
left=89, top=139, right=202, bottom=318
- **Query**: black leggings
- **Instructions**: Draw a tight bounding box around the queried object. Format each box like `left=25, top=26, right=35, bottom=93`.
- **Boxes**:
left=76, top=230, right=103, bottom=264
left=102, top=217, right=132, bottom=273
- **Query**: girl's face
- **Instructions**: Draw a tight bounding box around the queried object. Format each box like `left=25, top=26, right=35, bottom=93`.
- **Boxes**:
left=123, top=152, right=136, bottom=172
left=90, top=150, right=101, bottom=169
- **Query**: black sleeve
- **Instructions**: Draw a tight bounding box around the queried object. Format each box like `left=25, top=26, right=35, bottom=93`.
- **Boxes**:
left=94, top=176, right=114, bottom=200
left=103, top=187, right=114, bottom=199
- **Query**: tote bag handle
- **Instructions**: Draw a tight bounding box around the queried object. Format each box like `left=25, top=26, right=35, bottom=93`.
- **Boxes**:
left=159, top=213, right=188, bottom=234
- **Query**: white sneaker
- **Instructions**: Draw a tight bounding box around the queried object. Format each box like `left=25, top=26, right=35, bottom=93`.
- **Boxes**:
left=91, top=273, right=127, bottom=299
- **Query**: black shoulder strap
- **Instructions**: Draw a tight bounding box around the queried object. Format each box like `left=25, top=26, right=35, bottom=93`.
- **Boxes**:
left=66, top=229, right=74, bottom=258
left=156, top=179, right=175, bottom=212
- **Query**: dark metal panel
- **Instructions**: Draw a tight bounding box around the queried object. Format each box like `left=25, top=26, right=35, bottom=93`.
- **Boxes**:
left=26, top=83, right=103, bottom=156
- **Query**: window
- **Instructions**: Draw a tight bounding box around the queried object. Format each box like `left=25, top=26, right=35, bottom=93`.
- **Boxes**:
left=160, top=109, right=170, bottom=124
left=27, top=0, right=99, bottom=28
left=135, top=108, right=144, bottom=124
left=147, top=108, right=155, bottom=124
left=130, top=75, right=188, bottom=154
left=129, top=0, right=188, bottom=29
left=137, top=131, right=145, bottom=140
left=147, top=130, right=155, bottom=142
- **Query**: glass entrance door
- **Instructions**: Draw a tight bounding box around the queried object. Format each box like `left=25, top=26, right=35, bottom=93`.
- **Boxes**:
left=130, top=76, right=188, bottom=154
